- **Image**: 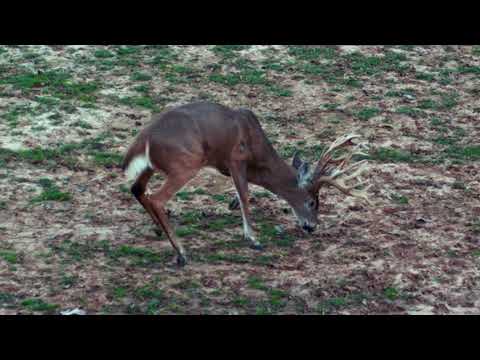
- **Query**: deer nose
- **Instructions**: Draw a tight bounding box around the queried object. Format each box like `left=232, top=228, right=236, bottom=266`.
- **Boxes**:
left=302, top=223, right=315, bottom=233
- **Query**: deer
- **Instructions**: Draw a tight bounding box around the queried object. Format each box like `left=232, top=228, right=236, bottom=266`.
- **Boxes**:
left=122, top=102, right=371, bottom=267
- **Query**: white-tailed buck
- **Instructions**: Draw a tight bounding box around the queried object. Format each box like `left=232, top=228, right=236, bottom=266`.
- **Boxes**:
left=122, top=102, right=371, bottom=266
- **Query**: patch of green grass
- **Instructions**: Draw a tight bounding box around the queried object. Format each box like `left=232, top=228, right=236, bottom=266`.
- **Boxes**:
left=418, top=99, right=438, bottom=109
left=1, top=134, right=120, bottom=169
left=116, top=46, right=139, bottom=56
left=440, top=92, right=459, bottom=109
left=31, top=178, right=71, bottom=203
left=457, top=65, right=480, bottom=74
left=300, top=62, right=342, bottom=83
left=94, top=49, right=115, bottom=58
left=0, top=70, right=99, bottom=101
left=133, top=84, right=151, bottom=93
left=175, top=226, right=198, bottom=238
left=316, top=297, right=348, bottom=314
left=451, top=181, right=466, bottom=190
left=253, top=255, right=279, bottom=267
left=110, top=245, right=170, bottom=267
left=268, top=288, right=288, bottom=309
left=370, top=147, right=418, bottom=163
left=180, top=210, right=203, bottom=225
left=233, top=296, right=250, bottom=307
left=415, top=72, right=435, bottom=81
left=256, top=221, right=296, bottom=247
left=60, top=274, right=78, bottom=288
left=247, top=276, right=268, bottom=291
left=113, top=287, right=127, bottom=299
left=130, top=72, right=152, bottom=81
left=1, top=70, right=70, bottom=89
left=267, top=85, right=293, bottom=97
left=384, top=287, right=400, bottom=300
left=3, top=104, right=35, bottom=128
left=288, top=46, right=337, bottom=61
left=356, top=107, right=381, bottom=121
left=21, top=298, right=58, bottom=312
left=395, top=106, right=424, bottom=118
left=151, top=47, right=178, bottom=68
left=391, top=193, right=409, bottom=205
left=71, top=120, right=93, bottom=129
left=0, top=292, right=15, bottom=305
left=52, top=239, right=111, bottom=263
left=135, top=284, right=164, bottom=301
left=207, top=215, right=242, bottom=231
left=211, top=45, right=250, bottom=59
left=91, top=151, right=123, bottom=168
left=344, top=51, right=409, bottom=77
left=443, top=145, right=480, bottom=162
left=433, top=136, right=457, bottom=146
left=211, top=194, right=228, bottom=203
left=118, top=95, right=157, bottom=110
left=0, top=250, right=18, bottom=264
left=209, top=68, right=268, bottom=87
left=176, top=188, right=207, bottom=201
left=35, top=95, right=60, bottom=106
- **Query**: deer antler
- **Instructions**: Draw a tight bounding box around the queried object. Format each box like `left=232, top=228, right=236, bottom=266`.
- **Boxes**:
left=312, top=133, right=372, bottom=205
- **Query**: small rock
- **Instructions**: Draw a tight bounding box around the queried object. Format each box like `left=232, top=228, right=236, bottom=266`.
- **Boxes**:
left=414, top=218, right=427, bottom=228
left=60, top=308, right=86, bottom=315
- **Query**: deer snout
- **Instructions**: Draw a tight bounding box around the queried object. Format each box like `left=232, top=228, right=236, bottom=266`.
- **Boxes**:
left=302, top=222, right=316, bottom=234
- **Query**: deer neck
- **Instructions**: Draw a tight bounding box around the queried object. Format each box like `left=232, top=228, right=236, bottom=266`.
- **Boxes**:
left=253, top=150, right=303, bottom=206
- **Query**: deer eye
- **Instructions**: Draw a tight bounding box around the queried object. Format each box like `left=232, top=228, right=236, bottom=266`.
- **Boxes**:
left=306, top=200, right=315, bottom=209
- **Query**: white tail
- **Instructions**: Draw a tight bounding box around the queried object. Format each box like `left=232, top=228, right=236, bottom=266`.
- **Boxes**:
left=125, top=141, right=152, bottom=182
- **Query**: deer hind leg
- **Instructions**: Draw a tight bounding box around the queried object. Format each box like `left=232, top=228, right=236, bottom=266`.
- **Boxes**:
left=229, top=161, right=263, bottom=250
left=131, top=169, right=164, bottom=235
left=148, top=169, right=199, bottom=267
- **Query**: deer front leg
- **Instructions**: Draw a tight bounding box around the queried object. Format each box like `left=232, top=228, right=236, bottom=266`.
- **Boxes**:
left=229, top=161, right=263, bottom=251
left=228, top=194, right=240, bottom=210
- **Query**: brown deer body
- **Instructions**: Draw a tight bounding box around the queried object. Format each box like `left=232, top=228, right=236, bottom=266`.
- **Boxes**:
left=123, top=102, right=370, bottom=266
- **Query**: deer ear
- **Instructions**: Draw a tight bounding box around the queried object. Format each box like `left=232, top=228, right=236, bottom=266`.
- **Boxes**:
left=297, top=161, right=311, bottom=187
left=292, top=151, right=303, bottom=170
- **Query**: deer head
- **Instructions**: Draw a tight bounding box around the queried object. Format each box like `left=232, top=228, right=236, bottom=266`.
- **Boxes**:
left=290, top=134, right=372, bottom=232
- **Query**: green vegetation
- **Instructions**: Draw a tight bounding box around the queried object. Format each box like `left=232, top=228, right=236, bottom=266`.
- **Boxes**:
left=370, top=147, right=418, bottom=163
left=0, top=250, right=18, bottom=264
left=94, top=49, right=115, bottom=58
left=384, top=287, right=400, bottom=300
left=21, top=298, right=58, bottom=312
left=0, top=133, right=122, bottom=169
left=211, top=45, right=250, bottom=59
left=0, top=70, right=99, bottom=102
left=110, top=245, right=172, bottom=267
left=391, top=193, right=409, bottom=205
left=31, top=178, right=71, bottom=203
left=356, top=107, right=381, bottom=121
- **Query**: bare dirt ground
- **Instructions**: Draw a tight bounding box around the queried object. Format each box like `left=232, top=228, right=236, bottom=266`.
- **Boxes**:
left=1, top=45, right=479, bottom=314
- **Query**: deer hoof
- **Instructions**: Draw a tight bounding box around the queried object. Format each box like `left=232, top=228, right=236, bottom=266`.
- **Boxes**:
left=176, top=254, right=187, bottom=267
left=153, top=228, right=163, bottom=238
left=249, top=243, right=264, bottom=251
left=229, top=197, right=240, bottom=210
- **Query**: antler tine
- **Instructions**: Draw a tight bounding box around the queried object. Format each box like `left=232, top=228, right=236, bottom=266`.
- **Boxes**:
left=313, top=133, right=362, bottom=178
left=313, top=133, right=372, bottom=206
